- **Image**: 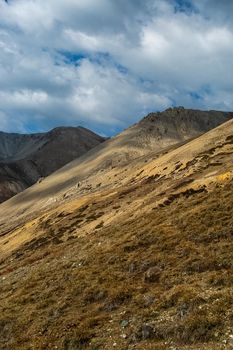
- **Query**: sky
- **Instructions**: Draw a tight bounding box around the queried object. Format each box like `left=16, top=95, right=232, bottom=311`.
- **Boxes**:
left=0, top=0, right=233, bottom=136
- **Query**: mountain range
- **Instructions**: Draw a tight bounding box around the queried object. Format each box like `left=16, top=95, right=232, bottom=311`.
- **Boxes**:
left=0, top=107, right=233, bottom=350
left=0, top=126, right=105, bottom=203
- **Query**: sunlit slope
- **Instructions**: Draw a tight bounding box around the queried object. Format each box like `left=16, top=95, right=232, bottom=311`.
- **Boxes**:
left=0, top=117, right=233, bottom=349
left=0, top=108, right=231, bottom=228
left=0, top=115, right=233, bottom=258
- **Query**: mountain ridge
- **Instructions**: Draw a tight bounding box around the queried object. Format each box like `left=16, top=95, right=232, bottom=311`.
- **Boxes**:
left=0, top=126, right=105, bottom=203
left=0, top=111, right=233, bottom=349
left=0, top=107, right=232, bottom=232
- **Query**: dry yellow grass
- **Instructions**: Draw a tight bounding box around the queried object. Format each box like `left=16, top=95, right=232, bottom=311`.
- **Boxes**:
left=0, top=119, right=233, bottom=349
left=0, top=174, right=233, bottom=349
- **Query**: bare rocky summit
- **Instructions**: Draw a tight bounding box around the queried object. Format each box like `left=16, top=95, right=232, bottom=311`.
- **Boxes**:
left=135, top=107, right=232, bottom=149
left=0, top=126, right=105, bottom=203
left=89, top=107, right=232, bottom=168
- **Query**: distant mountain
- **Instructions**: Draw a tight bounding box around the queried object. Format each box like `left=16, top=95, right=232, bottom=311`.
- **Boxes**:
left=132, top=107, right=233, bottom=151
left=0, top=126, right=105, bottom=203
left=73, top=107, right=232, bottom=168
left=54, top=108, right=233, bottom=171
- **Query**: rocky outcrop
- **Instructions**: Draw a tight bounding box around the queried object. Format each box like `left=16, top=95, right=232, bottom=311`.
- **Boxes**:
left=137, top=107, right=233, bottom=148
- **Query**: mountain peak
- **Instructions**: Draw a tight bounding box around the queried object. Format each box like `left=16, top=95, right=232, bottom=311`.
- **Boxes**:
left=0, top=126, right=105, bottom=203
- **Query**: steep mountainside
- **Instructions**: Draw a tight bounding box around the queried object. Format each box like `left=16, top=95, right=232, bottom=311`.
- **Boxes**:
left=0, top=127, right=105, bottom=203
left=0, top=107, right=231, bottom=221
left=0, top=110, right=233, bottom=349
left=139, top=107, right=232, bottom=143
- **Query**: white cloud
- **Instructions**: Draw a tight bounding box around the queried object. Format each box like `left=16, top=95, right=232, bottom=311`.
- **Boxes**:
left=70, top=59, right=171, bottom=126
left=0, top=0, right=232, bottom=135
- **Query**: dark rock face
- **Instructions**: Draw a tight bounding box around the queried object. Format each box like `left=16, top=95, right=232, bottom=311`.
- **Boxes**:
left=139, top=107, right=233, bottom=144
left=0, top=127, right=105, bottom=203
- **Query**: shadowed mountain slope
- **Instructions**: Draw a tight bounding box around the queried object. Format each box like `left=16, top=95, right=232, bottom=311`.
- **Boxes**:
left=0, top=126, right=105, bottom=203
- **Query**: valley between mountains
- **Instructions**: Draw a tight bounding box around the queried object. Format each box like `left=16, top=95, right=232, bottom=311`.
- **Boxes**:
left=0, top=108, right=233, bottom=350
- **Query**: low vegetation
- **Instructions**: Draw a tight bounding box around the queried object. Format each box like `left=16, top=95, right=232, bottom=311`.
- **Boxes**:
left=0, top=176, right=233, bottom=349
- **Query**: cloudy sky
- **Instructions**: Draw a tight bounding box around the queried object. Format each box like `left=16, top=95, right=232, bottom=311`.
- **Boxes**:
left=0, top=0, right=233, bottom=135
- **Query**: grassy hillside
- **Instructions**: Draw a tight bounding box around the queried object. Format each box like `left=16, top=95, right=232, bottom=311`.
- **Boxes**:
left=1, top=120, right=233, bottom=349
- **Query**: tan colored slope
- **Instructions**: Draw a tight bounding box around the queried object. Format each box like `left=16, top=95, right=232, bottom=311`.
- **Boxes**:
left=1, top=116, right=233, bottom=260
left=141, top=117, right=233, bottom=180
left=0, top=108, right=232, bottom=229
left=0, top=118, right=233, bottom=349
